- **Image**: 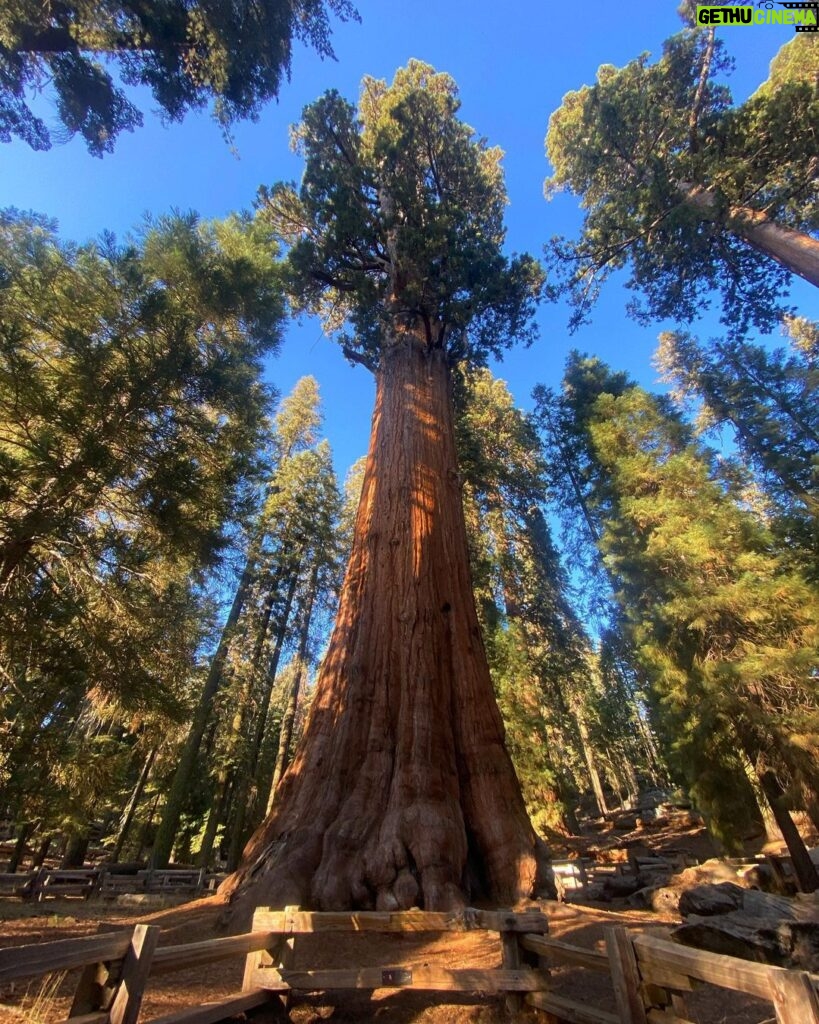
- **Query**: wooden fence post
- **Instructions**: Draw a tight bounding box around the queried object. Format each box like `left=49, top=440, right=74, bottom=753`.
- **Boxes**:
left=605, top=928, right=648, bottom=1024
left=108, top=923, right=160, bottom=1024
left=499, top=910, right=524, bottom=1016
left=770, top=968, right=819, bottom=1024
left=243, top=905, right=298, bottom=1011
left=69, top=924, right=124, bottom=1017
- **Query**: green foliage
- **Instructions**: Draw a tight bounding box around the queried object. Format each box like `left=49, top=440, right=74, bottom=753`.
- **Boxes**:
left=655, top=320, right=819, bottom=571
left=0, top=0, right=359, bottom=154
left=171, top=379, right=345, bottom=865
left=457, top=368, right=652, bottom=832
left=545, top=28, right=819, bottom=336
left=551, top=355, right=819, bottom=845
left=0, top=210, right=284, bottom=843
left=258, top=60, right=543, bottom=369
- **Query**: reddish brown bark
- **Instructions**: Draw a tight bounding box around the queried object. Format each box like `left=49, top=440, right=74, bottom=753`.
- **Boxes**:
left=219, top=331, right=537, bottom=918
left=680, top=185, right=819, bottom=288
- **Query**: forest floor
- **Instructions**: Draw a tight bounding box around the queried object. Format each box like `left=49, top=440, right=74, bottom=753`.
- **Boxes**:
left=0, top=812, right=800, bottom=1024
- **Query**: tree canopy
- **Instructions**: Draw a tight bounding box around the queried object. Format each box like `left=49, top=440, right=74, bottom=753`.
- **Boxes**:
left=258, top=59, right=543, bottom=369
left=544, top=29, right=819, bottom=336
left=0, top=0, right=359, bottom=154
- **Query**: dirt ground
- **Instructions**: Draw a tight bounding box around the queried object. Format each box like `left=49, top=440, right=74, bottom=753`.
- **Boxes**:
left=0, top=815, right=791, bottom=1024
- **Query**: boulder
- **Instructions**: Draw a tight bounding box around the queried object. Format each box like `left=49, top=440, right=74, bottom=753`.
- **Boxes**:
left=601, top=874, right=643, bottom=900
left=678, top=882, right=744, bottom=917
left=674, top=883, right=819, bottom=971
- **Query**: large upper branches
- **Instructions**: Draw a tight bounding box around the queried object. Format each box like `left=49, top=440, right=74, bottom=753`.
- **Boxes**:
left=545, top=31, right=819, bottom=337
left=257, top=60, right=543, bottom=371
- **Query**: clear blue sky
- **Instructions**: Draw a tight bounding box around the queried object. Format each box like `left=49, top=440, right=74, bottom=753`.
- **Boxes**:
left=1, top=1, right=814, bottom=481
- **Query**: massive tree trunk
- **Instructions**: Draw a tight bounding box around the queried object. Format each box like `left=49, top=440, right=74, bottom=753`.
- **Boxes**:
left=681, top=185, right=819, bottom=288
left=220, top=331, right=538, bottom=919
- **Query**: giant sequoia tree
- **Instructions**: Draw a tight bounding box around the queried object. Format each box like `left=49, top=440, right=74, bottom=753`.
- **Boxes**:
left=545, top=30, right=819, bottom=335
left=220, top=61, right=543, bottom=917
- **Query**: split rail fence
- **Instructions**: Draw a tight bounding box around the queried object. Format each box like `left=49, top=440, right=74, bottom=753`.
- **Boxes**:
left=0, top=867, right=226, bottom=901
left=1, top=905, right=818, bottom=1024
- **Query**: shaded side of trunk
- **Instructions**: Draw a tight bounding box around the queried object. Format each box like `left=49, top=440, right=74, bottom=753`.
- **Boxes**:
left=682, top=185, right=819, bottom=288
left=759, top=770, right=819, bottom=893
left=61, top=831, right=89, bottom=868
left=219, top=332, right=537, bottom=919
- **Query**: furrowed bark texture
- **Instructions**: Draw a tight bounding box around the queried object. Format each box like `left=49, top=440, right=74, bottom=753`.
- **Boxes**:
left=220, top=332, right=537, bottom=918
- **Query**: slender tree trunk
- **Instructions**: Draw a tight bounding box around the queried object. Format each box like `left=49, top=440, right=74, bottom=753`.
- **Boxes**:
left=681, top=185, right=819, bottom=288
left=198, top=773, right=232, bottom=868
left=110, top=746, right=157, bottom=864
left=220, top=331, right=537, bottom=919
left=7, top=822, right=34, bottom=872
left=759, top=770, right=819, bottom=892
left=227, top=565, right=301, bottom=855
left=266, top=565, right=320, bottom=812
left=575, top=711, right=608, bottom=816
left=151, top=552, right=257, bottom=867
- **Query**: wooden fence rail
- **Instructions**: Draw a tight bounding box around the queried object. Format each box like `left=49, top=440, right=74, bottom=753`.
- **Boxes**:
left=0, top=867, right=226, bottom=901
left=2, top=907, right=819, bottom=1023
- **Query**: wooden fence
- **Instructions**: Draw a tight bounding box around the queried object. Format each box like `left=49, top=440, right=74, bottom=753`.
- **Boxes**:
left=0, top=867, right=226, bottom=901
left=1, top=906, right=818, bottom=1024
left=525, top=925, right=819, bottom=1024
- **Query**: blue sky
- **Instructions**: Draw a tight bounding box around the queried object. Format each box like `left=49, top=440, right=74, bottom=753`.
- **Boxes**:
left=1, top=1, right=814, bottom=482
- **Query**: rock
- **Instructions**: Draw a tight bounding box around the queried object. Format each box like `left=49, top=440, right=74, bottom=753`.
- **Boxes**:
left=678, top=882, right=744, bottom=917
left=672, top=858, right=743, bottom=889
left=648, top=886, right=682, bottom=913
left=115, top=893, right=172, bottom=907
left=673, top=916, right=819, bottom=971
left=627, top=885, right=680, bottom=912
left=601, top=874, right=643, bottom=900
left=674, top=884, right=819, bottom=971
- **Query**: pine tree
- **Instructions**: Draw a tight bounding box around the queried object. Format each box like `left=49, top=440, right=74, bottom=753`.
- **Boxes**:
left=555, top=355, right=819, bottom=870
left=152, top=379, right=341, bottom=867
left=656, top=319, right=818, bottom=574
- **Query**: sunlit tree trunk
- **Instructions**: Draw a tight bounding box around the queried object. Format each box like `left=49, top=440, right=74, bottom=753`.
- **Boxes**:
left=220, top=331, right=537, bottom=918
left=681, top=185, right=819, bottom=288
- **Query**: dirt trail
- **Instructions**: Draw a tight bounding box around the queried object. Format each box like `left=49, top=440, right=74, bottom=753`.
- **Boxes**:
left=0, top=813, right=793, bottom=1023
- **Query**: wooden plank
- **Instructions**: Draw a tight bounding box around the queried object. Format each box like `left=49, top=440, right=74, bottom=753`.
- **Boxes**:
left=108, top=923, right=160, bottom=1024
left=69, top=960, right=114, bottom=1016
left=640, top=967, right=696, bottom=993
left=145, top=989, right=275, bottom=1024
left=526, top=991, right=620, bottom=1024
left=771, top=968, right=819, bottom=1024
left=520, top=934, right=609, bottom=972
left=65, top=1013, right=109, bottom=1024
left=252, top=907, right=549, bottom=934
left=0, top=932, right=132, bottom=982
left=646, top=1009, right=696, bottom=1024
left=500, top=918, right=524, bottom=1015
left=152, top=931, right=278, bottom=975
left=606, top=928, right=649, bottom=1024
left=252, top=965, right=551, bottom=993
left=632, top=934, right=789, bottom=1002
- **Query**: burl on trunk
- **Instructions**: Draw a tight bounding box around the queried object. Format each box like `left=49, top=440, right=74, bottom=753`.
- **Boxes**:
left=220, top=331, right=537, bottom=917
